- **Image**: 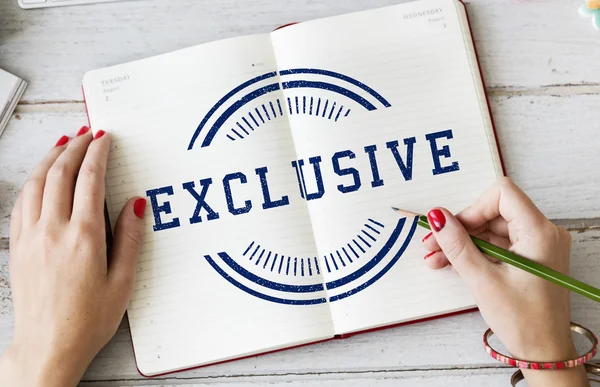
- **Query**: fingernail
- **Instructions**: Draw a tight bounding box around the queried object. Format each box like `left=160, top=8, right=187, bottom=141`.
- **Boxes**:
left=94, top=130, right=106, bottom=140
left=424, top=251, right=436, bottom=260
left=427, top=209, right=446, bottom=232
left=55, top=135, right=69, bottom=147
left=76, top=126, right=90, bottom=136
left=134, top=198, right=146, bottom=219
left=422, top=232, right=432, bottom=242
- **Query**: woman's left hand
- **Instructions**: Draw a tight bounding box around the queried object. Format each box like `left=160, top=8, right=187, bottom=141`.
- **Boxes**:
left=0, top=126, right=147, bottom=387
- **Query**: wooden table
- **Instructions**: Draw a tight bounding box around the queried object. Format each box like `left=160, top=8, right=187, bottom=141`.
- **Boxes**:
left=1, top=0, right=599, bottom=385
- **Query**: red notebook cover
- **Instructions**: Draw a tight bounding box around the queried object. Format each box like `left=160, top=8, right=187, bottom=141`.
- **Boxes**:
left=82, top=0, right=506, bottom=377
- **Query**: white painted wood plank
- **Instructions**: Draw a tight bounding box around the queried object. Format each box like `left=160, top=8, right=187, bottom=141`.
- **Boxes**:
left=1, top=1, right=598, bottom=384
left=0, top=0, right=598, bottom=103
left=1, top=229, right=598, bottom=381
left=491, top=94, right=600, bottom=220
left=78, top=369, right=516, bottom=387
left=2, top=93, right=599, bottom=241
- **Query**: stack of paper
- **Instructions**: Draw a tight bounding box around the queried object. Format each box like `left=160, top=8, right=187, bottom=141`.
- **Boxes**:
left=0, top=68, right=27, bottom=137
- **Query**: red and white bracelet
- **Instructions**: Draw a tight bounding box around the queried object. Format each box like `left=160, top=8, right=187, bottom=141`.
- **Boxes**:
left=510, top=363, right=600, bottom=386
left=483, top=322, right=598, bottom=370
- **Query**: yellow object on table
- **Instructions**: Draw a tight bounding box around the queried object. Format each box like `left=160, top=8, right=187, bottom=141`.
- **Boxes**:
left=588, top=0, right=600, bottom=10
left=580, top=0, right=600, bottom=30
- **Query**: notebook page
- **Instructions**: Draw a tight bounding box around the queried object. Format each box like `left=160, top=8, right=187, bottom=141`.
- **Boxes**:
left=0, top=68, right=19, bottom=116
left=82, top=34, right=334, bottom=375
left=0, top=68, right=27, bottom=137
left=270, top=0, right=503, bottom=334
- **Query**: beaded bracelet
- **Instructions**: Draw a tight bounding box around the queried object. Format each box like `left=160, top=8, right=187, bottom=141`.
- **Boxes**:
left=483, top=322, right=598, bottom=370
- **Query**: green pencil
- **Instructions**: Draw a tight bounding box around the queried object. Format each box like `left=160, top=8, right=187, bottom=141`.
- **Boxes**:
left=392, top=208, right=600, bottom=304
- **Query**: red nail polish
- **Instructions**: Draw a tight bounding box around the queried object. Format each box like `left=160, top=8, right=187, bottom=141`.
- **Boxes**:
left=55, top=135, right=69, bottom=147
left=424, top=251, right=436, bottom=260
left=427, top=209, right=446, bottom=232
left=76, top=126, right=90, bottom=136
left=94, top=130, right=106, bottom=140
left=422, top=232, right=432, bottom=242
left=134, top=198, right=146, bottom=219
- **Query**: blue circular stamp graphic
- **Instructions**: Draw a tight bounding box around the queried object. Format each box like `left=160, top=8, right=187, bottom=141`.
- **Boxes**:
left=184, top=68, right=418, bottom=305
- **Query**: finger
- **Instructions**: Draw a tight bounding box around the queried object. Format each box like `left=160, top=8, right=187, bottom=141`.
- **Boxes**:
left=21, top=135, right=70, bottom=226
left=424, top=215, right=509, bottom=264
left=9, top=191, right=23, bottom=243
left=423, top=250, right=451, bottom=270
left=72, top=130, right=110, bottom=223
left=472, top=230, right=510, bottom=264
left=474, top=230, right=511, bottom=251
left=422, top=231, right=441, bottom=252
left=423, top=216, right=509, bottom=254
left=457, top=213, right=510, bottom=238
left=41, top=126, right=93, bottom=220
left=426, top=245, right=505, bottom=267
left=427, top=207, right=497, bottom=286
left=487, top=217, right=509, bottom=237
left=108, top=197, right=147, bottom=299
left=457, top=177, right=547, bottom=231
left=426, top=226, right=510, bottom=253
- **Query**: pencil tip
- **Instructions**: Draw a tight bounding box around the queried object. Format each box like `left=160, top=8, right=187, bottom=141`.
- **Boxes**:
left=390, top=207, right=422, bottom=218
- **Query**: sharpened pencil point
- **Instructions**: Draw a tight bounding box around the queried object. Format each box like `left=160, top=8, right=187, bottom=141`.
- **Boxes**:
left=391, top=207, right=422, bottom=218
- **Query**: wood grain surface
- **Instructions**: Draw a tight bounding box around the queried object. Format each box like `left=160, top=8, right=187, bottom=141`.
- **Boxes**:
left=0, top=0, right=598, bottom=385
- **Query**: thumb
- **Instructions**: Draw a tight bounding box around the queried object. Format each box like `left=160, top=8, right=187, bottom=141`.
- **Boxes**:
left=108, top=196, right=146, bottom=291
left=427, top=208, right=494, bottom=284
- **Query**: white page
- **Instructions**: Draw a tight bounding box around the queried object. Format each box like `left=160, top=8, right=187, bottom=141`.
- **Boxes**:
left=270, top=0, right=503, bottom=334
left=0, top=68, right=26, bottom=136
left=0, top=69, right=19, bottom=113
left=83, top=34, right=334, bottom=376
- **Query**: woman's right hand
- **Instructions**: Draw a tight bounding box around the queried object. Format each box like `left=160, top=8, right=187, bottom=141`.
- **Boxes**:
left=422, top=177, right=589, bottom=387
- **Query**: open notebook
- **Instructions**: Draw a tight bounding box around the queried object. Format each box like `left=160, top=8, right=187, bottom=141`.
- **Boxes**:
left=82, top=0, right=503, bottom=376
